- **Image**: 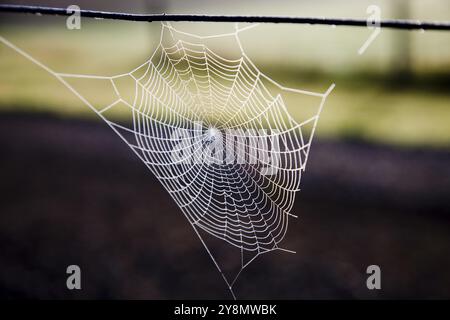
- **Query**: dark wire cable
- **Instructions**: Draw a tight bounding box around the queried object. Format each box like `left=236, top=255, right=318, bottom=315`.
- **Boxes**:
left=1, top=4, right=450, bottom=30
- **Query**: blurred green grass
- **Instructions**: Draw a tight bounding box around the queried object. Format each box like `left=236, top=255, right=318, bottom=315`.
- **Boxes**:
left=0, top=20, right=449, bottom=148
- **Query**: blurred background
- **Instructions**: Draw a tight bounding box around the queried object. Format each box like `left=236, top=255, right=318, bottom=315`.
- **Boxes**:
left=0, top=0, right=449, bottom=299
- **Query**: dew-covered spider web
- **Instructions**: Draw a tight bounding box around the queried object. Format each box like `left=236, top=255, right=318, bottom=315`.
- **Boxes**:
left=0, top=22, right=334, bottom=299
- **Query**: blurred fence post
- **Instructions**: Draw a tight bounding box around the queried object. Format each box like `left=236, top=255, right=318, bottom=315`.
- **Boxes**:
left=391, top=0, right=412, bottom=81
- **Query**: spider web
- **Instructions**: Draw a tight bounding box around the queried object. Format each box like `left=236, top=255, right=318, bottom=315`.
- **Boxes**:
left=0, top=22, right=334, bottom=299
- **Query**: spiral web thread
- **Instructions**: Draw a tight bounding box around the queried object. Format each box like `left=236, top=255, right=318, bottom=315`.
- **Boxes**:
left=0, top=22, right=334, bottom=298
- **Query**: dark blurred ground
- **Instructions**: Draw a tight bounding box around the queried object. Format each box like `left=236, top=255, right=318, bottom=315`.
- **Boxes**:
left=0, top=113, right=449, bottom=299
